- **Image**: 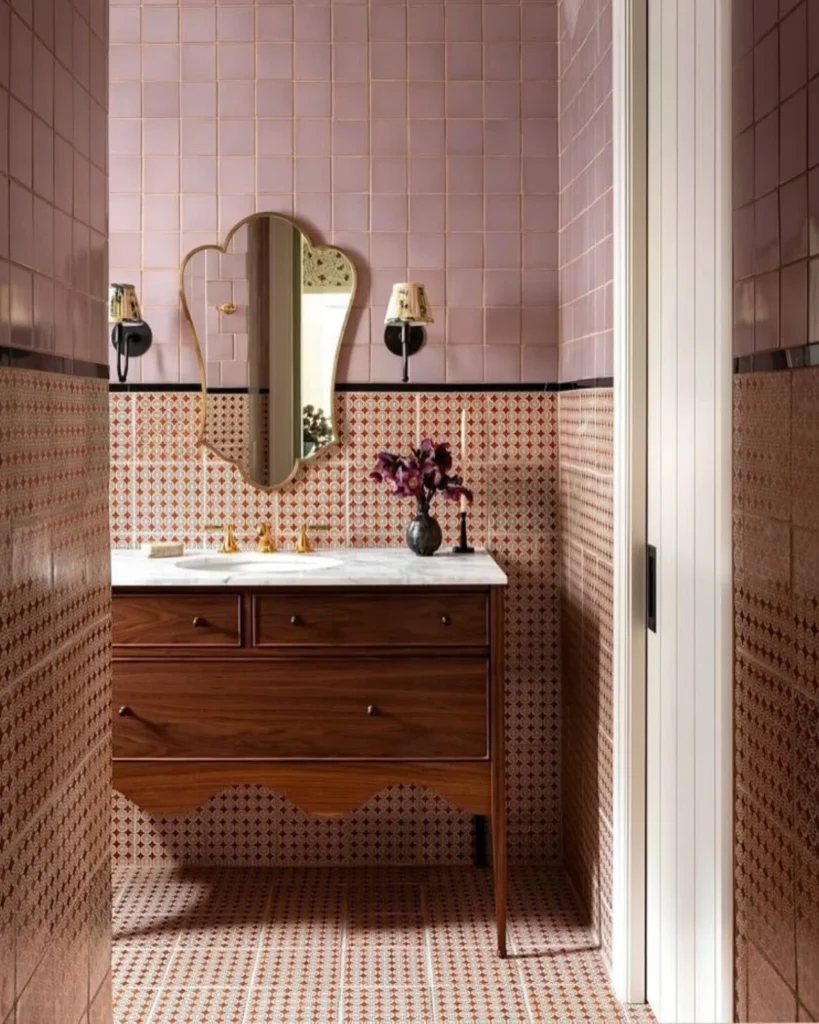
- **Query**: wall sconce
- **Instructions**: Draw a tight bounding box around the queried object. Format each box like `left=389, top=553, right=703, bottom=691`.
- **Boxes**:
left=383, top=282, right=433, bottom=383
left=109, top=283, right=153, bottom=383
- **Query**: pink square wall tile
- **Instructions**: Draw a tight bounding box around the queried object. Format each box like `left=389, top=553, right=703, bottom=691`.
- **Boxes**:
left=446, top=343, right=484, bottom=382
left=108, top=0, right=567, bottom=386
left=780, top=259, right=808, bottom=348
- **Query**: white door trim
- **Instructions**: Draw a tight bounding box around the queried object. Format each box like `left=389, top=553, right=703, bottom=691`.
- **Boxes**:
left=611, top=0, right=648, bottom=1005
left=642, top=1, right=734, bottom=1021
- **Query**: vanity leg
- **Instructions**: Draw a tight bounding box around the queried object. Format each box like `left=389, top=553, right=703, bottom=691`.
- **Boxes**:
left=472, top=814, right=488, bottom=867
left=490, top=584, right=507, bottom=958
left=491, top=794, right=507, bottom=958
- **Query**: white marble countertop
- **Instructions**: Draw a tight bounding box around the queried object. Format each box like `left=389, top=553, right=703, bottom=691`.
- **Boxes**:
left=111, top=548, right=507, bottom=588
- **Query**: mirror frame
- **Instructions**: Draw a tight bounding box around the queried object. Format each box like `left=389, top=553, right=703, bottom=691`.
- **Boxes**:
left=179, top=213, right=358, bottom=491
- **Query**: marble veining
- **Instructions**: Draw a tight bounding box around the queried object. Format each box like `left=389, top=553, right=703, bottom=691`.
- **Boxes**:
left=111, top=548, right=508, bottom=588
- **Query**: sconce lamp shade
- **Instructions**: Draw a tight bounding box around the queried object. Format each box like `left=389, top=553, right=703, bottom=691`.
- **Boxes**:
left=383, top=283, right=432, bottom=384
left=384, top=282, right=434, bottom=325
left=109, top=283, right=143, bottom=324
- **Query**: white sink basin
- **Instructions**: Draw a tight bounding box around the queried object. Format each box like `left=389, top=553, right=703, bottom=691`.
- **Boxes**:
left=175, top=553, right=342, bottom=574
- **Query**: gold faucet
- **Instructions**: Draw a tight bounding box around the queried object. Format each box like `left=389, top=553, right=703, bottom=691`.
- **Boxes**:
left=256, top=521, right=277, bottom=553
left=204, top=523, right=239, bottom=554
left=295, top=523, right=329, bottom=554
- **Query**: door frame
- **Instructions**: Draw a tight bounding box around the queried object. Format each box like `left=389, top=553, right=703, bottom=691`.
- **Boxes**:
left=611, top=0, right=648, bottom=1005
left=610, top=0, right=734, bottom=1018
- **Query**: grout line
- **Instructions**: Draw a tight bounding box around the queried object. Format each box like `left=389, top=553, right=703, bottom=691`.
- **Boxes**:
left=238, top=875, right=276, bottom=1024
left=141, top=896, right=185, bottom=1024
left=336, top=885, right=349, bottom=1024
left=508, top=911, right=539, bottom=1024
left=421, top=882, right=439, bottom=1024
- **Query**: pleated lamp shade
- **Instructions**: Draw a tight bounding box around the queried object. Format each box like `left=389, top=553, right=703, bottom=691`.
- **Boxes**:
left=109, top=283, right=143, bottom=324
left=384, top=282, right=434, bottom=325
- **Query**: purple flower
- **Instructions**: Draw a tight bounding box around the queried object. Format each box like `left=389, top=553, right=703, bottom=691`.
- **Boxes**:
left=369, top=437, right=472, bottom=508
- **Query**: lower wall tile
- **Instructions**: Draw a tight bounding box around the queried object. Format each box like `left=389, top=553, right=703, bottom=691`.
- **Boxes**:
left=735, top=789, right=796, bottom=989
left=797, top=845, right=819, bottom=1021
left=734, top=367, right=819, bottom=1022
left=111, top=390, right=560, bottom=866
left=557, top=389, right=615, bottom=962
left=1, top=369, right=111, bottom=1024
left=747, top=944, right=798, bottom=1024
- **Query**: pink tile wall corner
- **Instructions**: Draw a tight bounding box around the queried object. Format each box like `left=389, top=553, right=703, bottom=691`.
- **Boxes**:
left=558, top=0, right=614, bottom=382
left=733, top=0, right=819, bottom=358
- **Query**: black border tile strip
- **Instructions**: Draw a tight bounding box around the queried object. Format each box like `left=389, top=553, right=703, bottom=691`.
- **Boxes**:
left=109, top=377, right=615, bottom=394
left=0, top=345, right=109, bottom=380
left=733, top=343, right=819, bottom=373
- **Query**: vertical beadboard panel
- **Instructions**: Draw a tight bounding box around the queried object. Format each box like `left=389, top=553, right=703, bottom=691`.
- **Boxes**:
left=611, top=0, right=647, bottom=1002
left=645, top=0, right=733, bottom=1021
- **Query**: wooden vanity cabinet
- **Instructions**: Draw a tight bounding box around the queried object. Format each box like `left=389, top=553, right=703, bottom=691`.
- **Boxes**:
left=112, top=584, right=507, bottom=955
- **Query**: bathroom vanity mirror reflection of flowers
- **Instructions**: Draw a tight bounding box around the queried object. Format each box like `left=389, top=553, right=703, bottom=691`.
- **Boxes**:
left=369, top=439, right=473, bottom=556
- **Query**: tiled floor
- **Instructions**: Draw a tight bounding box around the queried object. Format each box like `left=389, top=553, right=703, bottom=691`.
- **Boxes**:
left=112, top=866, right=655, bottom=1023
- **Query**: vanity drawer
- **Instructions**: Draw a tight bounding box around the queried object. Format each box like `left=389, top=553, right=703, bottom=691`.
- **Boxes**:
left=253, top=591, right=488, bottom=647
left=113, top=658, right=488, bottom=760
left=113, top=596, right=241, bottom=648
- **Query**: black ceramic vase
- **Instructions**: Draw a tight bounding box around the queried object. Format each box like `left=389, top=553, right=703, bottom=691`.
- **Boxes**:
left=406, top=497, right=443, bottom=556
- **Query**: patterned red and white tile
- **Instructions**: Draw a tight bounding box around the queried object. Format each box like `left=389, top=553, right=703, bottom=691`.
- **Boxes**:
left=341, top=986, right=434, bottom=1024
left=143, top=985, right=250, bottom=1024
left=342, top=945, right=428, bottom=990
left=111, top=941, right=175, bottom=990
left=733, top=372, right=791, bottom=448
left=262, top=883, right=345, bottom=948
left=113, top=986, right=161, bottom=1024
left=161, top=944, right=260, bottom=989
left=253, top=941, right=343, bottom=991
left=430, top=948, right=530, bottom=1024
left=109, top=387, right=565, bottom=869
left=243, top=986, right=339, bottom=1024
left=276, top=802, right=352, bottom=867
left=519, top=950, right=632, bottom=1023
left=735, top=788, right=797, bottom=989
left=194, top=787, right=280, bottom=866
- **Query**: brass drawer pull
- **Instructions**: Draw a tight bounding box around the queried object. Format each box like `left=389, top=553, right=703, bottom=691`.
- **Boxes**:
left=118, top=705, right=134, bottom=717
left=367, top=705, right=378, bottom=716
left=441, top=615, right=450, bottom=626
left=192, top=616, right=208, bottom=628
left=290, top=614, right=302, bottom=626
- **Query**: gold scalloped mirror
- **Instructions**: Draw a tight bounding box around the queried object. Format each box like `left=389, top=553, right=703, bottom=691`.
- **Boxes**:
left=181, top=214, right=357, bottom=490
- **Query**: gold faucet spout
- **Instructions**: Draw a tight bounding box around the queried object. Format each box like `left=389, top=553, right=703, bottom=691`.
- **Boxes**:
left=256, top=522, right=277, bottom=553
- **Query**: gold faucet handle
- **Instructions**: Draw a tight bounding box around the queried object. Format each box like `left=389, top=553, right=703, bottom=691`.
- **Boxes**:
left=295, top=523, right=330, bottom=553
left=203, top=523, right=239, bottom=554
left=256, top=521, right=277, bottom=553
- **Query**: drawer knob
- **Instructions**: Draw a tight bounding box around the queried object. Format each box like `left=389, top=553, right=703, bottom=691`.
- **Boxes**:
left=192, top=616, right=208, bottom=628
left=290, top=614, right=302, bottom=626
left=367, top=705, right=378, bottom=716
left=441, top=615, right=450, bottom=626
left=118, top=705, right=134, bottom=717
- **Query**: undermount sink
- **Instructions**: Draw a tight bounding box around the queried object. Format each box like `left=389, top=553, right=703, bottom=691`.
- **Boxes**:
left=175, top=553, right=342, bottom=574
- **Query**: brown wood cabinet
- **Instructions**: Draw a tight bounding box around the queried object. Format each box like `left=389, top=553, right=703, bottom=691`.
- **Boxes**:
left=112, top=583, right=507, bottom=955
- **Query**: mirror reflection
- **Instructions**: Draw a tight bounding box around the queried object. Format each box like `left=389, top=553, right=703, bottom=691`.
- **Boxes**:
left=181, top=214, right=356, bottom=489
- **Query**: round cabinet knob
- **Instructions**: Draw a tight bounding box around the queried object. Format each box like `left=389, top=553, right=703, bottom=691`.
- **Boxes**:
left=290, top=614, right=302, bottom=626
left=441, top=615, right=451, bottom=626
left=118, top=705, right=134, bottom=717
left=367, top=705, right=378, bottom=716
left=192, top=616, right=208, bottom=628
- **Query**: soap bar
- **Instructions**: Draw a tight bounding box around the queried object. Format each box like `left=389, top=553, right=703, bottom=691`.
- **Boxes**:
left=141, top=541, right=184, bottom=558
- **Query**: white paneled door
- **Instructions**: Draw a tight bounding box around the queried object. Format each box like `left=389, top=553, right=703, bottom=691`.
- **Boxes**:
left=644, top=1, right=733, bottom=1022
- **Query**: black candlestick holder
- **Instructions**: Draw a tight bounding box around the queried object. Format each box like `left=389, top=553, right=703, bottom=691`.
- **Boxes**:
left=452, top=510, right=474, bottom=554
